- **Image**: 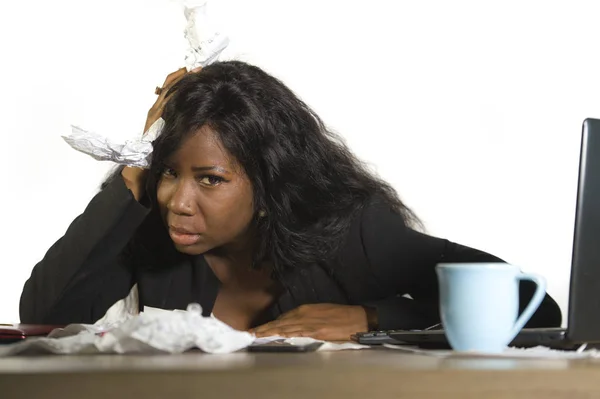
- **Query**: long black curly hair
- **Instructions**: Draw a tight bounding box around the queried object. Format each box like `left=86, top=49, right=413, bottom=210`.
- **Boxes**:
left=107, top=61, right=420, bottom=275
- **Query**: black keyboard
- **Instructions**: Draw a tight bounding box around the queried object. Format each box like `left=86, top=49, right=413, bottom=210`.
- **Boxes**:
left=352, top=323, right=445, bottom=345
left=351, top=330, right=403, bottom=345
left=353, top=327, right=572, bottom=349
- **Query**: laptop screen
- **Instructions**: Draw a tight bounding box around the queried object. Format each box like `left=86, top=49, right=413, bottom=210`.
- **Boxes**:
left=567, top=118, right=600, bottom=342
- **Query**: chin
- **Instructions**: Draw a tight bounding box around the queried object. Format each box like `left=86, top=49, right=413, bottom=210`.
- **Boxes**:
left=173, top=242, right=211, bottom=256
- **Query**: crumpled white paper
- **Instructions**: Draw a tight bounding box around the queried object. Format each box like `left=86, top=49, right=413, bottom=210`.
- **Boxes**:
left=0, top=284, right=367, bottom=356
left=64, top=118, right=165, bottom=168
left=93, top=283, right=141, bottom=329
left=0, top=302, right=255, bottom=356
left=62, top=0, right=229, bottom=168
left=180, top=0, right=230, bottom=70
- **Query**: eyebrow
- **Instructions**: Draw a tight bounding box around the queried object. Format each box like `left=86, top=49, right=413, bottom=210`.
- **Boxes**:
left=191, top=166, right=230, bottom=174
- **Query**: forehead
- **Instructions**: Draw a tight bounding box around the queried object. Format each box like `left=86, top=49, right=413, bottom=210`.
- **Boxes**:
left=169, top=125, right=235, bottom=168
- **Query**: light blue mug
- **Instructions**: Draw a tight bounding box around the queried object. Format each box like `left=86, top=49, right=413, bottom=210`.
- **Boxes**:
left=436, top=262, right=547, bottom=353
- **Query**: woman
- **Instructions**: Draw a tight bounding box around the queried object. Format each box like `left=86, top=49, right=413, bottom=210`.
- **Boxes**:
left=20, top=61, right=561, bottom=340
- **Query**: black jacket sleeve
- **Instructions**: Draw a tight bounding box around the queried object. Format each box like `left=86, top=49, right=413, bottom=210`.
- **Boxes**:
left=19, top=176, right=150, bottom=324
left=360, top=200, right=562, bottom=330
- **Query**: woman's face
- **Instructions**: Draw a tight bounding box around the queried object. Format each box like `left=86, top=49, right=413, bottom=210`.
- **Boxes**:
left=156, top=126, right=255, bottom=256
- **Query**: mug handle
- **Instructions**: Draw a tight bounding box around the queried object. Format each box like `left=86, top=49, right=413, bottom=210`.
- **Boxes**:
left=507, top=273, right=547, bottom=342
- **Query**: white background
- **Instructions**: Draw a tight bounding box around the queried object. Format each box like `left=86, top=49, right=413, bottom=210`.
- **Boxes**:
left=1, top=0, right=599, bottom=324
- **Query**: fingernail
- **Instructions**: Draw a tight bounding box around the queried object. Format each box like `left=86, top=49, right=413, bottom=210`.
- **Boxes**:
left=191, top=66, right=202, bottom=73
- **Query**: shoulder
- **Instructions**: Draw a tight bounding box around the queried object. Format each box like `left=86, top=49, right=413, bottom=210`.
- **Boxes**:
left=325, top=197, right=399, bottom=301
left=337, top=195, right=450, bottom=275
left=328, top=196, right=424, bottom=301
left=335, top=195, right=408, bottom=262
left=349, top=196, right=410, bottom=243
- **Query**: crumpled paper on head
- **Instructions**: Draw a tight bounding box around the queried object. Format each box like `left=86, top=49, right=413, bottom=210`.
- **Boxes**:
left=177, top=0, right=230, bottom=71
left=61, top=0, right=229, bottom=168
left=63, top=119, right=164, bottom=168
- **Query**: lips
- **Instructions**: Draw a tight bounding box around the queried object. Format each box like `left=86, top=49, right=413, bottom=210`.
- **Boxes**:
left=168, top=226, right=202, bottom=246
left=170, top=226, right=197, bottom=235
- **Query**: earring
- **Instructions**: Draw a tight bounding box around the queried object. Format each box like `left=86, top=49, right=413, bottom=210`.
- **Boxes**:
left=258, top=210, right=267, bottom=218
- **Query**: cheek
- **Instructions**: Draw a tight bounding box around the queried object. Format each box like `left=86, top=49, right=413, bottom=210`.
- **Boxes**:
left=156, top=179, right=173, bottom=211
left=208, top=181, right=254, bottom=224
left=230, top=180, right=254, bottom=214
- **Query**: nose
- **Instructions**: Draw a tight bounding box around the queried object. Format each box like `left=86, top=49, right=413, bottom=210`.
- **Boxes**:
left=167, top=179, right=197, bottom=216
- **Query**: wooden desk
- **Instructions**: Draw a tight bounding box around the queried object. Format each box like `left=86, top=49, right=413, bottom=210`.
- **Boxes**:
left=1, top=348, right=599, bottom=399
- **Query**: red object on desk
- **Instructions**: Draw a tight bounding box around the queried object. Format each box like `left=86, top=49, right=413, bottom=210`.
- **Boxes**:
left=0, top=324, right=64, bottom=341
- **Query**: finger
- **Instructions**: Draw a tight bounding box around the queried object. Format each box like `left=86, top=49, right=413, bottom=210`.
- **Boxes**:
left=161, top=67, right=188, bottom=89
left=277, top=306, right=328, bottom=322
left=147, top=71, right=186, bottom=123
left=259, top=324, right=350, bottom=341
left=150, top=89, right=176, bottom=117
left=151, top=68, right=187, bottom=104
left=155, top=75, right=184, bottom=104
left=251, top=317, right=303, bottom=335
left=153, top=67, right=191, bottom=110
left=253, top=325, right=314, bottom=338
left=251, top=320, right=284, bottom=335
left=277, top=308, right=301, bottom=320
left=277, top=304, right=315, bottom=321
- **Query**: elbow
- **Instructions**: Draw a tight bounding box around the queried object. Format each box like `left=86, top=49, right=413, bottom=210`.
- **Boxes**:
left=19, top=283, right=39, bottom=324
left=19, top=276, right=53, bottom=324
left=524, top=294, right=563, bottom=328
left=519, top=280, right=562, bottom=328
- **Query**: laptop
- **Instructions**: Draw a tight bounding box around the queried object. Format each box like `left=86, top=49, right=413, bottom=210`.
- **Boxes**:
left=354, top=118, right=600, bottom=350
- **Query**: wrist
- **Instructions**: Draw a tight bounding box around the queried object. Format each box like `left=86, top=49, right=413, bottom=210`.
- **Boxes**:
left=362, top=306, right=378, bottom=331
left=121, top=167, right=147, bottom=201
left=358, top=305, right=378, bottom=331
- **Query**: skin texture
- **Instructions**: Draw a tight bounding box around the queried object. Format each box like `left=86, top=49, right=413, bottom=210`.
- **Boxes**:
left=156, top=125, right=285, bottom=331
left=122, top=67, right=197, bottom=201
left=156, top=125, right=256, bottom=257
left=249, top=303, right=369, bottom=341
left=123, top=67, right=373, bottom=339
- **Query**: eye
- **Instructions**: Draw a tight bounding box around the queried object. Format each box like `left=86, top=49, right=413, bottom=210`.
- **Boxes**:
left=161, top=166, right=177, bottom=178
left=198, top=175, right=224, bottom=186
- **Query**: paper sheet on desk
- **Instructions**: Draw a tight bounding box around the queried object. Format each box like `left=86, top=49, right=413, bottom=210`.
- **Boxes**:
left=254, top=336, right=368, bottom=351
left=383, top=344, right=600, bottom=359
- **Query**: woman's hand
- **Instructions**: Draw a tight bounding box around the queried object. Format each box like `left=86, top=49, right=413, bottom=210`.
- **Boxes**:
left=144, top=67, right=189, bottom=132
left=122, top=67, right=200, bottom=201
left=250, top=304, right=375, bottom=341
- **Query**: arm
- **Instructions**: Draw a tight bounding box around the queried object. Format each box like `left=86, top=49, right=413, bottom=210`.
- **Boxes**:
left=21, top=67, right=193, bottom=324
left=19, top=176, right=150, bottom=324
left=360, top=200, right=562, bottom=330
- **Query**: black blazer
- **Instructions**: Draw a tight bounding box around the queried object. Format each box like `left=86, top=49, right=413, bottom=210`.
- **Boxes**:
left=20, top=177, right=562, bottom=330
